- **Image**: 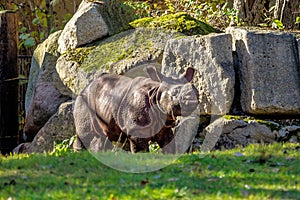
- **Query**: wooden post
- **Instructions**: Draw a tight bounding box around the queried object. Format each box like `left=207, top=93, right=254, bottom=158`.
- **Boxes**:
left=0, top=11, right=19, bottom=154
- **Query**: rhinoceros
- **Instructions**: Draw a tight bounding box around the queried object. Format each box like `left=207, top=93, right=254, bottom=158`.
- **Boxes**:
left=73, top=66, right=198, bottom=153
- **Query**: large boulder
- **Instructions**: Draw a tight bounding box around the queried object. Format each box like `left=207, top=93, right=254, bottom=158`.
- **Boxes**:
left=58, top=1, right=108, bottom=53
left=24, top=31, right=71, bottom=141
left=58, top=0, right=135, bottom=53
left=200, top=116, right=278, bottom=151
left=15, top=102, right=75, bottom=153
left=56, top=27, right=184, bottom=95
left=162, top=33, right=235, bottom=115
left=25, top=31, right=61, bottom=113
left=226, top=27, right=300, bottom=115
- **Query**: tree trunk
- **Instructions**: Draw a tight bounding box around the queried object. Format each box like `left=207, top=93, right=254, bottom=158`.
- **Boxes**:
left=233, top=0, right=277, bottom=26
left=0, top=11, right=19, bottom=155
left=274, top=0, right=300, bottom=29
left=45, top=0, right=54, bottom=37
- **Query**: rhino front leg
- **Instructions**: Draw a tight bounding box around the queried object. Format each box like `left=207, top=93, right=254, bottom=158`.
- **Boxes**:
left=155, top=128, right=175, bottom=154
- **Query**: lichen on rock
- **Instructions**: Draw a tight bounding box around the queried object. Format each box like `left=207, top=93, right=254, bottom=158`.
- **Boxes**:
left=129, top=12, right=217, bottom=36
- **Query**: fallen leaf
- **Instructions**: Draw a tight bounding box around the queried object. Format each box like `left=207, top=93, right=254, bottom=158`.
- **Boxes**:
left=5, top=179, right=16, bottom=186
left=168, top=177, right=179, bottom=182
left=244, top=184, right=251, bottom=189
left=120, top=178, right=125, bottom=183
left=272, top=168, right=280, bottom=173
left=235, top=152, right=244, bottom=157
left=286, top=157, right=294, bottom=161
left=207, top=177, right=220, bottom=182
left=207, top=165, right=214, bottom=170
left=153, top=175, right=161, bottom=179
left=242, top=159, right=253, bottom=163
left=240, top=189, right=250, bottom=196
left=249, top=168, right=255, bottom=173
left=269, top=162, right=286, bottom=167
left=141, top=180, right=149, bottom=186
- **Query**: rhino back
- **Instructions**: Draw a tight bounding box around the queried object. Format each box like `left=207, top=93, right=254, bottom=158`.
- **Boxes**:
left=89, top=74, right=133, bottom=123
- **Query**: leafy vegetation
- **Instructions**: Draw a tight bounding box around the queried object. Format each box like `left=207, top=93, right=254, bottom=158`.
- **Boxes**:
left=0, top=142, right=299, bottom=199
left=129, top=12, right=217, bottom=35
left=124, top=0, right=241, bottom=30
left=0, top=0, right=74, bottom=54
left=2, top=0, right=297, bottom=54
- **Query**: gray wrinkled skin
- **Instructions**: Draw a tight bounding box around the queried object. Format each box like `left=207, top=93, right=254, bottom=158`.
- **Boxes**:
left=73, top=66, right=198, bottom=153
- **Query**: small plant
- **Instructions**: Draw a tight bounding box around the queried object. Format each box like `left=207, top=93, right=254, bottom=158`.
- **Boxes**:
left=18, top=27, right=36, bottom=50
left=296, top=16, right=300, bottom=25
left=295, top=6, right=300, bottom=25
left=272, top=19, right=285, bottom=30
left=50, top=135, right=76, bottom=156
left=148, top=141, right=162, bottom=153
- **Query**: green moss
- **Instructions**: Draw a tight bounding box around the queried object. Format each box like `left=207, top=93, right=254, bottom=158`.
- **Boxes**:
left=81, top=31, right=138, bottom=71
left=129, top=12, right=216, bottom=36
left=63, top=46, right=95, bottom=65
left=222, top=115, right=245, bottom=121
left=80, top=28, right=181, bottom=72
left=222, top=115, right=281, bottom=131
left=115, top=47, right=135, bottom=61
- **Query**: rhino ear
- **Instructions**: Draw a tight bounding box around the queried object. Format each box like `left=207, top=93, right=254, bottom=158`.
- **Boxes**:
left=146, top=66, right=163, bottom=82
left=184, top=67, right=195, bottom=82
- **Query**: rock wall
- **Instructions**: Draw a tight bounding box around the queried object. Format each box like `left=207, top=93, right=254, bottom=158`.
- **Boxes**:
left=18, top=0, right=300, bottom=153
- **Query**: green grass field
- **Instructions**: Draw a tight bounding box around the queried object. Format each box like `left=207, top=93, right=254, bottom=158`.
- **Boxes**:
left=0, top=142, right=299, bottom=200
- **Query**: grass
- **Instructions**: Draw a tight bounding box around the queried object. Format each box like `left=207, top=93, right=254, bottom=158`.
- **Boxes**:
left=0, top=142, right=299, bottom=199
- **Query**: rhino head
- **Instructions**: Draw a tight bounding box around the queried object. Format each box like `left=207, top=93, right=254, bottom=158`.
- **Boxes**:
left=146, top=66, right=199, bottom=118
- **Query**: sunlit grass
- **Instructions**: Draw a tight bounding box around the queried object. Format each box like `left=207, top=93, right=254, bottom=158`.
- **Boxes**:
left=0, top=142, right=299, bottom=199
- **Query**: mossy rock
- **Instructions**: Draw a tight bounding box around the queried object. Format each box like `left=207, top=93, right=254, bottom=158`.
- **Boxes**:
left=56, top=27, right=184, bottom=94
left=129, top=12, right=217, bottom=36
left=62, top=46, right=96, bottom=66
left=222, top=115, right=281, bottom=131
left=80, top=27, right=184, bottom=73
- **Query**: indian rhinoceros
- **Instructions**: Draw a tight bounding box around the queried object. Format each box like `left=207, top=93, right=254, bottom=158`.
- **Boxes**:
left=73, top=66, right=198, bottom=153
